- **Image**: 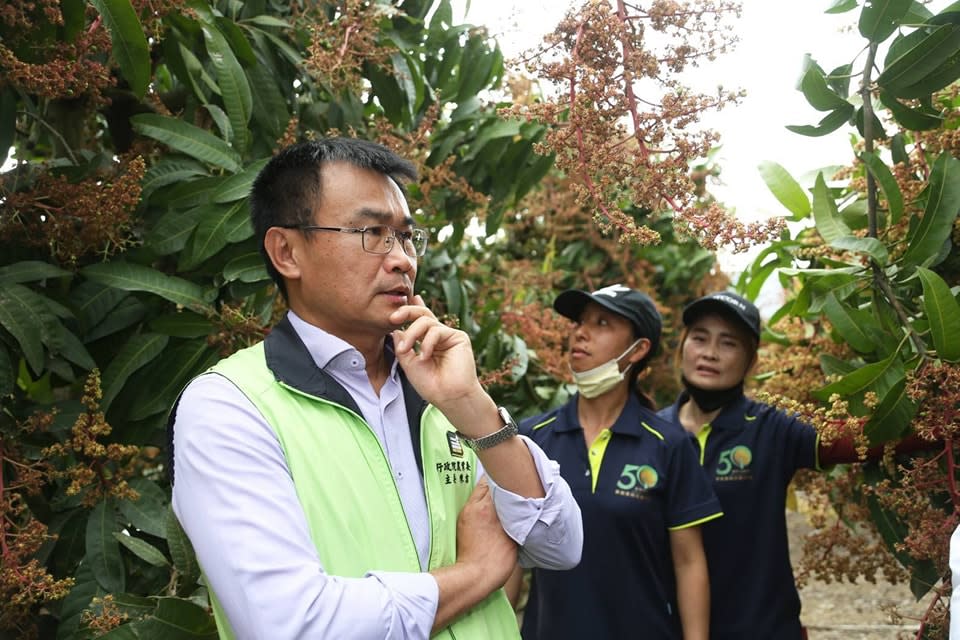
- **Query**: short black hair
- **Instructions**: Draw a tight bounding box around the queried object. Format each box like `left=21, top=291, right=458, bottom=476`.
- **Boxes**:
left=249, top=137, right=418, bottom=299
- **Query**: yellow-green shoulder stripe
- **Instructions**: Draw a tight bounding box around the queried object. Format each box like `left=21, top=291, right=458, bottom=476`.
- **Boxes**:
left=640, top=421, right=665, bottom=440
left=531, top=416, right=558, bottom=431
left=667, top=511, right=724, bottom=531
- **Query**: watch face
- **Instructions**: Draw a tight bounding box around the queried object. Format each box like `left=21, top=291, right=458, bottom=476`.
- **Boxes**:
left=497, top=406, right=516, bottom=427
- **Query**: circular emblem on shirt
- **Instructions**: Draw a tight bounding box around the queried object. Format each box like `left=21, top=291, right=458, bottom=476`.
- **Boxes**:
left=731, top=445, right=752, bottom=469
left=637, top=465, right=659, bottom=489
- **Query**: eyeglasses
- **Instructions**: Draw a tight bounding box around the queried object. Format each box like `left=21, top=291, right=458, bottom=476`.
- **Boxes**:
left=282, top=224, right=429, bottom=257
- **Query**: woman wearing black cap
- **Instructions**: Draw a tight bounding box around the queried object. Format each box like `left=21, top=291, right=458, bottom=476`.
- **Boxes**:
left=519, top=284, right=722, bottom=640
left=657, top=291, right=931, bottom=639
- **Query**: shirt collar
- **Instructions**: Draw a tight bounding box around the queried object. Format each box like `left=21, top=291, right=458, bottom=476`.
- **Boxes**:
left=555, top=393, right=652, bottom=438
left=287, top=310, right=398, bottom=377
left=673, top=390, right=750, bottom=431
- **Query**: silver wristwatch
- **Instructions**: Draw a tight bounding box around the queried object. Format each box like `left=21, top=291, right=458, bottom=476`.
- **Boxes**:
left=457, top=406, right=519, bottom=451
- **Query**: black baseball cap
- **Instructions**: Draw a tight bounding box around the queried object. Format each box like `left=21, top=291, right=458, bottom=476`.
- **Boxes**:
left=682, top=291, right=761, bottom=339
left=554, top=284, right=662, bottom=351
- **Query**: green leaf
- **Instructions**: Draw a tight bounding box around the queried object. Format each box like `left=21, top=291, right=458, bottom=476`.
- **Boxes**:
left=822, top=292, right=877, bottom=353
left=903, top=152, right=960, bottom=266
left=128, top=340, right=216, bottom=420
left=859, top=150, right=905, bottom=223
left=812, top=173, right=853, bottom=243
left=56, top=326, right=96, bottom=370
left=464, top=119, right=523, bottom=162
left=82, top=262, right=213, bottom=310
left=179, top=201, right=248, bottom=270
left=814, top=349, right=904, bottom=401
left=69, top=280, right=127, bottom=334
left=0, top=283, right=48, bottom=373
left=757, top=161, right=810, bottom=219
left=829, top=235, right=889, bottom=265
left=85, top=297, right=146, bottom=343
left=242, top=15, right=291, bottom=28
left=879, top=90, right=943, bottom=131
left=916, top=267, right=960, bottom=360
left=131, top=114, right=242, bottom=172
left=149, top=312, right=214, bottom=338
left=147, top=207, right=204, bottom=256
left=859, top=0, right=913, bottom=41
left=878, top=23, right=960, bottom=92
left=165, top=506, right=201, bottom=588
left=90, top=0, right=151, bottom=97
left=0, top=260, right=71, bottom=284
left=58, top=563, right=105, bottom=638
left=211, top=158, right=269, bottom=203
left=246, top=57, right=289, bottom=138
left=785, top=105, right=853, bottom=137
left=135, top=598, right=218, bottom=639
left=0, top=346, right=12, bottom=396
left=100, top=332, right=169, bottom=411
left=118, top=477, right=169, bottom=537
left=799, top=66, right=851, bottom=111
left=864, top=378, right=916, bottom=443
left=202, top=23, right=253, bottom=152
left=86, top=499, right=126, bottom=593
left=114, top=532, right=169, bottom=566
left=141, top=157, right=210, bottom=200
left=223, top=252, right=269, bottom=283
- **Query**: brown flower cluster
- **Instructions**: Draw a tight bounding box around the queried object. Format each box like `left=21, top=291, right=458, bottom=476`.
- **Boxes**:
left=80, top=594, right=129, bottom=635
left=41, top=371, right=140, bottom=508
left=502, top=0, right=742, bottom=247
left=302, top=0, right=399, bottom=96
left=1, top=155, right=146, bottom=265
left=206, top=303, right=270, bottom=358
left=1, top=433, right=73, bottom=638
left=501, top=301, right=573, bottom=383
left=673, top=201, right=785, bottom=253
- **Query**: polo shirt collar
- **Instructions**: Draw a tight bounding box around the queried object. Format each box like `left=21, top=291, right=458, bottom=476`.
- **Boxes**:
left=672, top=390, right=750, bottom=431
left=555, top=393, right=651, bottom=438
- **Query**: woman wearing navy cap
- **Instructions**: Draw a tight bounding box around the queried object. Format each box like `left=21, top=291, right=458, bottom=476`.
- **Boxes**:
left=658, top=291, right=931, bottom=639
left=519, top=284, right=722, bottom=640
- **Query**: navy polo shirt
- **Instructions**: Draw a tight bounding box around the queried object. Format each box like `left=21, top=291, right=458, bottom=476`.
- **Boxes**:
left=658, top=393, right=819, bottom=640
left=520, top=393, right=722, bottom=640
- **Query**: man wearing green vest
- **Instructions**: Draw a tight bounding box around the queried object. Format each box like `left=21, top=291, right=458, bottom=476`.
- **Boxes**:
left=169, top=137, right=583, bottom=639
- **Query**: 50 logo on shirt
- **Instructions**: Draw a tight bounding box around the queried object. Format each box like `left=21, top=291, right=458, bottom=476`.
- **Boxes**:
left=715, top=445, right=752, bottom=479
left=616, top=463, right=659, bottom=495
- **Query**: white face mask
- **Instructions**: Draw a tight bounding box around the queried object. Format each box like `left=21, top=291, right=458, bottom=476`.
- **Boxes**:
left=570, top=338, right=643, bottom=398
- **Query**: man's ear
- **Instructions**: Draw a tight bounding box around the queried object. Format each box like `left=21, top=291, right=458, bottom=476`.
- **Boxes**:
left=264, top=227, right=302, bottom=281
left=627, top=337, right=652, bottom=363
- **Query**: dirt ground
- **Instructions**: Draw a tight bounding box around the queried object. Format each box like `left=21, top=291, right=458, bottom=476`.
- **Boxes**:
left=789, top=509, right=930, bottom=640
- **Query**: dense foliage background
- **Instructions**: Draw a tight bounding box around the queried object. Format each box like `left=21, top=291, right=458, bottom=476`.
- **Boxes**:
left=0, top=0, right=958, bottom=637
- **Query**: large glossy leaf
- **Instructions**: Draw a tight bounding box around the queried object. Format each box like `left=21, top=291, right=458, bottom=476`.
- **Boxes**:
left=822, top=292, right=877, bottom=353
left=84, top=297, right=147, bottom=343
left=223, top=252, right=269, bottom=283
left=118, top=478, right=169, bottom=537
left=147, top=207, right=204, bottom=256
left=140, top=157, right=209, bottom=200
left=879, top=91, right=943, bottom=131
left=878, top=23, right=960, bottom=92
left=902, top=152, right=960, bottom=266
left=859, top=150, right=905, bottom=223
left=149, top=312, right=215, bottom=338
left=70, top=281, right=128, bottom=333
left=165, top=506, right=201, bottom=588
left=56, top=325, right=97, bottom=370
left=211, top=158, right=269, bottom=203
left=131, top=114, right=242, bottom=172
left=57, top=563, right=105, bottom=639
left=86, top=499, right=125, bottom=593
left=128, top=340, right=216, bottom=420
left=799, top=66, right=851, bottom=111
left=90, top=0, right=150, bottom=97
left=858, top=0, right=913, bottom=41
left=757, top=161, right=810, bottom=219
left=135, top=598, right=218, bottom=639
left=864, top=377, right=917, bottom=443
left=179, top=201, right=248, bottom=270
left=812, top=173, right=853, bottom=244
left=916, top=267, right=960, bottom=360
left=0, top=283, right=55, bottom=373
left=202, top=23, right=253, bottom=152
left=82, top=262, right=213, bottom=310
left=786, top=105, right=853, bottom=137
left=814, top=348, right=904, bottom=401
left=100, top=332, right=169, bottom=411
left=0, top=261, right=71, bottom=284
left=113, top=533, right=169, bottom=566
left=246, top=56, right=289, bottom=138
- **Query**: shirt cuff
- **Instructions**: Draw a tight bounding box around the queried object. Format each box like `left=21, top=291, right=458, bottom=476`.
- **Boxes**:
left=365, top=570, right=439, bottom=639
left=486, top=435, right=562, bottom=545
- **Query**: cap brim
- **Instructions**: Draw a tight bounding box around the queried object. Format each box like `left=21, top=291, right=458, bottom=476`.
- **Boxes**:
left=553, top=289, right=594, bottom=321
left=683, top=299, right=760, bottom=338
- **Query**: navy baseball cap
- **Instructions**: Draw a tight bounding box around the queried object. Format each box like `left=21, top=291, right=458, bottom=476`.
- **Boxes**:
left=554, top=284, right=662, bottom=351
left=682, top=291, right=761, bottom=339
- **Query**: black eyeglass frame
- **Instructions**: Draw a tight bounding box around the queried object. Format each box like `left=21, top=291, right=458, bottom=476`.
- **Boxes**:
left=279, top=224, right=429, bottom=257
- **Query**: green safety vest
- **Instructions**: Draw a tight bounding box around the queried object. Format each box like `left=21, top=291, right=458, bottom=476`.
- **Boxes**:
left=195, top=317, right=518, bottom=639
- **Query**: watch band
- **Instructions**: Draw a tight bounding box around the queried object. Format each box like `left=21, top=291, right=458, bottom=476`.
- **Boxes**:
left=457, top=406, right=519, bottom=451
